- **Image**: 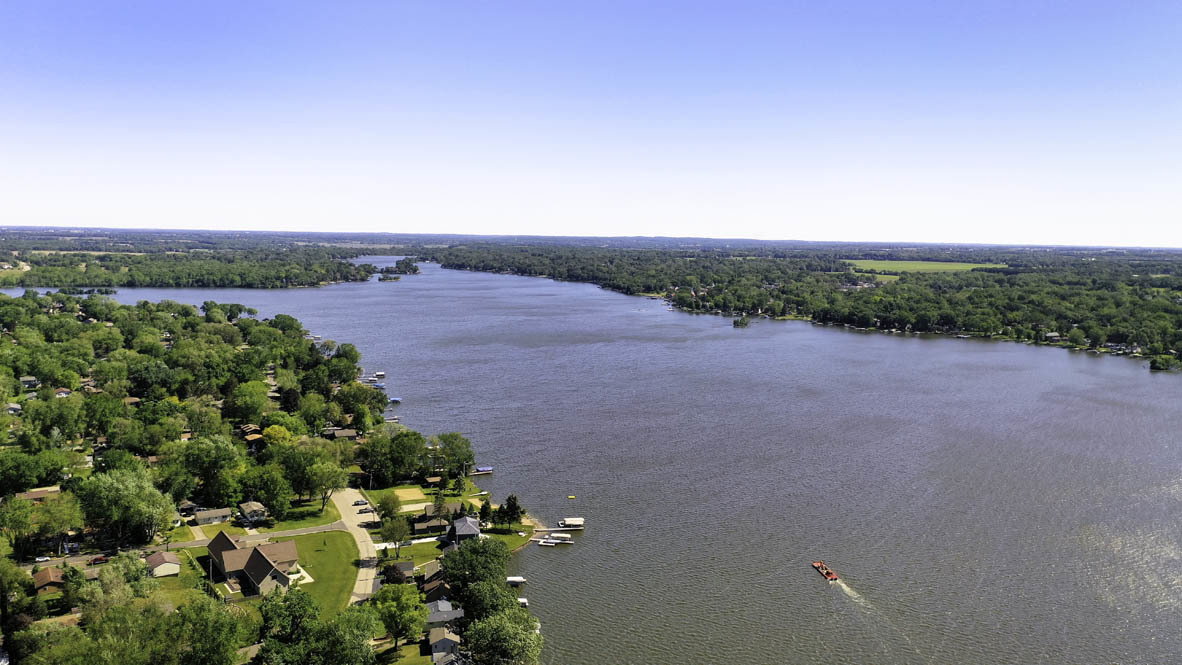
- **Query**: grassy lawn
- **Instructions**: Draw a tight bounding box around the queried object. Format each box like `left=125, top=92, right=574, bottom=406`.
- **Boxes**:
left=376, top=641, right=432, bottom=665
left=257, top=498, right=340, bottom=533
left=154, top=545, right=209, bottom=611
left=160, top=522, right=192, bottom=545
left=200, top=521, right=248, bottom=537
left=847, top=259, right=1006, bottom=273
left=271, top=531, right=359, bottom=619
left=381, top=540, right=446, bottom=567
left=485, top=523, right=535, bottom=551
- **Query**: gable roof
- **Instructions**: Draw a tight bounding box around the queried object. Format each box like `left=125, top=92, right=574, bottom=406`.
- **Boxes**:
left=428, top=627, right=461, bottom=646
left=428, top=609, right=465, bottom=624
left=420, top=560, right=441, bottom=580
left=195, top=507, right=232, bottom=519
left=242, top=547, right=279, bottom=587
left=146, top=551, right=181, bottom=569
left=33, top=567, right=64, bottom=587
left=207, top=530, right=241, bottom=559
left=239, top=501, right=266, bottom=514
left=427, top=599, right=453, bottom=613
left=220, top=539, right=299, bottom=574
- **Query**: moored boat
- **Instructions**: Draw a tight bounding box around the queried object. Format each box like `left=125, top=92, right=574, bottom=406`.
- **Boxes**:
left=811, top=560, right=838, bottom=581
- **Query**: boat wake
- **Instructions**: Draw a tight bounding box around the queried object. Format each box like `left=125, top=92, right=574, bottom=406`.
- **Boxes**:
left=835, top=579, right=868, bottom=606
left=834, top=580, right=924, bottom=659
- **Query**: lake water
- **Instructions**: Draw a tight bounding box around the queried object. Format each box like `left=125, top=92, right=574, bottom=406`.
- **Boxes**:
left=10, top=259, right=1182, bottom=664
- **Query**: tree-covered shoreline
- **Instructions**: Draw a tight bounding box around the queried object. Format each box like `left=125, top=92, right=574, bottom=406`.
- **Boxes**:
left=415, top=244, right=1182, bottom=369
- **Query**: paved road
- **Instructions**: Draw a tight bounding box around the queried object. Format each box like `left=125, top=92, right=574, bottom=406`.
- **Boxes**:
left=21, top=521, right=347, bottom=572
left=331, top=487, right=380, bottom=604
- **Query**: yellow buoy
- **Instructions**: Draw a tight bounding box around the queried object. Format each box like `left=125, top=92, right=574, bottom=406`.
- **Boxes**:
left=567, top=495, right=576, bottom=499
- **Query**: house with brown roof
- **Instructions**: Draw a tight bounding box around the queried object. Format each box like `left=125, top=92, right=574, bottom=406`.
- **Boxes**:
left=429, top=627, right=461, bottom=662
left=146, top=551, right=181, bottom=577
left=33, top=567, right=65, bottom=595
left=206, top=531, right=300, bottom=595
left=14, top=486, right=61, bottom=504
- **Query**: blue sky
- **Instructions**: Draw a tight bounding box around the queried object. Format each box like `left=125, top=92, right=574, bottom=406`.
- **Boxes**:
left=1, top=1, right=1180, bottom=245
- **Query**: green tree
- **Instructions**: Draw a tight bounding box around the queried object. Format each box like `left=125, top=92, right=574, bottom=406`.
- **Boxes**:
left=466, top=608, right=543, bottom=665
left=304, top=606, right=381, bottom=665
left=375, top=492, right=402, bottom=520
left=35, top=492, right=84, bottom=555
left=0, top=497, right=35, bottom=557
left=434, top=432, right=475, bottom=479
left=308, top=462, right=347, bottom=513
left=441, top=537, right=512, bottom=593
left=370, top=582, right=427, bottom=647
left=463, top=579, right=519, bottom=623
left=380, top=518, right=410, bottom=557
left=1067, top=328, right=1087, bottom=346
left=174, top=594, right=240, bottom=665
left=240, top=464, right=293, bottom=521
left=225, top=380, right=271, bottom=424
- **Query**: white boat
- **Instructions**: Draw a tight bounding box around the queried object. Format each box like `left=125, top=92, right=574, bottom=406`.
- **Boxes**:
left=538, top=540, right=556, bottom=547
left=374, top=371, right=385, bottom=378
left=549, top=533, right=572, bottom=542
left=506, top=576, right=527, bottom=586
left=517, top=598, right=529, bottom=607
left=558, top=517, right=585, bottom=528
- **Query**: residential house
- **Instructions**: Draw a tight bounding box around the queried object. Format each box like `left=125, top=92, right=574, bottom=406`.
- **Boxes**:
left=421, top=579, right=452, bottom=603
left=206, top=531, right=301, bottom=595
left=6, top=403, right=20, bottom=416
left=413, top=519, right=449, bottom=536
left=426, top=599, right=465, bottom=629
left=390, top=560, right=416, bottom=583
left=195, top=508, right=232, bottom=525
left=329, top=429, right=358, bottom=441
left=53, top=388, right=72, bottom=399
left=242, top=547, right=292, bottom=595
left=14, top=486, right=60, bottom=504
left=239, top=501, right=267, bottom=524
left=122, top=396, right=141, bottom=406
left=19, top=376, right=40, bottom=390
left=177, top=499, right=198, bottom=516
left=428, top=627, right=461, bottom=663
left=448, top=516, right=481, bottom=544
left=146, top=551, right=181, bottom=577
left=419, top=560, right=441, bottom=584
left=33, top=567, right=64, bottom=595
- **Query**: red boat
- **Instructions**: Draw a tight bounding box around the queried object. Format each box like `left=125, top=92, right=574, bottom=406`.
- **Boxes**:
left=812, top=560, right=839, bottom=581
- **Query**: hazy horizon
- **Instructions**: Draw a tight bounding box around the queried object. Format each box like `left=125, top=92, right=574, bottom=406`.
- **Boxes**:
left=2, top=2, right=1180, bottom=246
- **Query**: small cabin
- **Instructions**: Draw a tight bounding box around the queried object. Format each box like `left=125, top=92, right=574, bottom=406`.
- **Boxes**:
left=558, top=517, right=585, bottom=528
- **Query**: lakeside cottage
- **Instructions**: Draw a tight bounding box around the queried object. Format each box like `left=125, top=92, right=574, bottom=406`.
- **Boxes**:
left=146, top=551, right=181, bottom=577
left=448, top=515, right=481, bottom=543
left=19, top=376, right=40, bottom=390
left=426, top=599, right=465, bottom=629
left=207, top=531, right=301, bottom=595
left=195, top=508, right=232, bottom=525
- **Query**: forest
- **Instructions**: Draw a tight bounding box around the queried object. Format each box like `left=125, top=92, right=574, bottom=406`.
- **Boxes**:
left=415, top=244, right=1182, bottom=368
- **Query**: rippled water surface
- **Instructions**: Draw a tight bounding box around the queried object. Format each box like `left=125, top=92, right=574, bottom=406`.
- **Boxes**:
left=15, top=259, right=1181, bottom=664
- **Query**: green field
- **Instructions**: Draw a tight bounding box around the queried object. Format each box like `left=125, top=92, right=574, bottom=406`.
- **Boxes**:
left=272, top=531, right=359, bottom=618
left=257, top=498, right=340, bottom=532
left=847, top=259, right=1007, bottom=273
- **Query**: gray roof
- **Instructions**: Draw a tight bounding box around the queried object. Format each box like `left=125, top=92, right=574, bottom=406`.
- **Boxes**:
left=428, top=609, right=465, bottom=624
left=195, top=507, right=232, bottom=519
left=427, top=599, right=452, bottom=613
left=451, top=516, right=480, bottom=536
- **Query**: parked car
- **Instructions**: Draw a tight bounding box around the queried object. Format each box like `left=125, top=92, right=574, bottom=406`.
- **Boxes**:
left=357, top=507, right=374, bottom=514
left=88, top=555, right=110, bottom=565
left=34, top=556, right=51, bottom=563
left=353, top=499, right=368, bottom=506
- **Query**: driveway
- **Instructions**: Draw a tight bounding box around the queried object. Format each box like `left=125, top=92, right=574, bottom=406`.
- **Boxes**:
left=330, top=487, right=380, bottom=603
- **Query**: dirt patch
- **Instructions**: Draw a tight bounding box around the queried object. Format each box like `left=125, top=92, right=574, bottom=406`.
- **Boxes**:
left=393, top=487, right=427, bottom=502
